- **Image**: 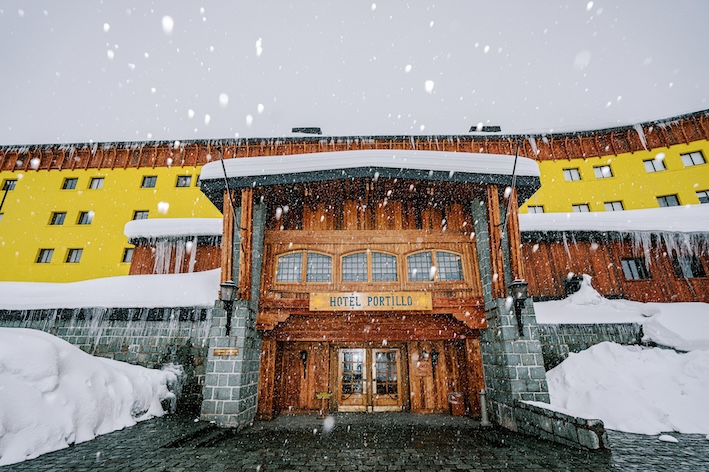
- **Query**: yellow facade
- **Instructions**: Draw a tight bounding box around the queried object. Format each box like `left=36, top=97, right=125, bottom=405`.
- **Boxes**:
left=521, top=140, right=709, bottom=213
left=0, top=165, right=221, bottom=282
left=1, top=138, right=707, bottom=283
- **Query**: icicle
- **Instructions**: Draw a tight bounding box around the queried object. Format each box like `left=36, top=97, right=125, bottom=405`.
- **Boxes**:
left=527, top=136, right=539, bottom=156
left=633, top=124, right=647, bottom=150
left=188, top=236, right=198, bottom=273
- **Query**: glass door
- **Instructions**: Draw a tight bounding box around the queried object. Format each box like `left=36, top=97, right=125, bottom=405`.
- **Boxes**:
left=337, top=348, right=367, bottom=411
left=372, top=349, right=402, bottom=411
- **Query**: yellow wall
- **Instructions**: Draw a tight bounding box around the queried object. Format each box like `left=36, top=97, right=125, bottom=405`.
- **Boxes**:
left=0, top=166, right=221, bottom=282
left=521, top=140, right=709, bottom=213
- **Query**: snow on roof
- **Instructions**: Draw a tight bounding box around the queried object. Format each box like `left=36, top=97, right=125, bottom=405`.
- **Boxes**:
left=124, top=218, right=222, bottom=240
left=519, top=204, right=709, bottom=234
left=0, top=270, right=220, bottom=310
left=199, top=149, right=540, bottom=181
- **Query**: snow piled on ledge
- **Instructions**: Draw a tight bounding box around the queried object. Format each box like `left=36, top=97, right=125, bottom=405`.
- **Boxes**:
left=0, top=270, right=220, bottom=310
left=124, top=218, right=222, bottom=239
left=199, top=149, right=540, bottom=180
left=0, top=328, right=177, bottom=466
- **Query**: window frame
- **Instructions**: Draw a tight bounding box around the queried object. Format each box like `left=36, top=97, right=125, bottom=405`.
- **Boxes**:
left=406, top=250, right=464, bottom=283
left=680, top=150, right=706, bottom=167
left=62, top=177, right=78, bottom=190
left=89, top=177, right=104, bottom=189
left=65, top=248, right=83, bottom=264
left=697, top=190, right=709, bottom=204
left=2, top=179, right=17, bottom=191
left=620, top=258, right=650, bottom=280
left=572, top=204, right=590, bottom=213
left=122, top=247, right=134, bottom=264
left=141, top=175, right=157, bottom=188
left=275, top=251, right=333, bottom=284
left=657, top=194, right=680, bottom=207
left=49, top=211, right=67, bottom=225
left=36, top=248, right=54, bottom=263
left=176, top=175, right=192, bottom=188
left=527, top=205, right=544, bottom=214
left=604, top=201, right=624, bottom=212
left=133, top=210, right=149, bottom=220
left=643, top=159, right=666, bottom=173
left=672, top=255, right=706, bottom=279
left=593, top=165, right=613, bottom=179
left=340, top=250, right=400, bottom=284
left=77, top=211, right=93, bottom=225
left=562, top=168, right=581, bottom=181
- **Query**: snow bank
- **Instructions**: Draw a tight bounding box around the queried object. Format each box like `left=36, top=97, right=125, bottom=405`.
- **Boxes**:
left=546, top=341, right=709, bottom=435
left=0, top=269, right=220, bottom=310
left=124, top=218, right=222, bottom=240
left=534, top=274, right=709, bottom=351
left=0, top=328, right=177, bottom=465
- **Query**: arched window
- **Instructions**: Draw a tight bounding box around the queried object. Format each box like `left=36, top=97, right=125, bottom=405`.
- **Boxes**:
left=276, top=252, right=332, bottom=283
left=407, top=251, right=463, bottom=282
left=342, top=251, right=398, bottom=282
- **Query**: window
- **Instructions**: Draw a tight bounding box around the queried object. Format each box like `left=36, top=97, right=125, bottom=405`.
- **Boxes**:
left=141, top=176, right=157, bottom=188
left=407, top=251, right=463, bottom=282
left=563, top=168, right=581, bottom=181
left=696, top=190, right=709, bottom=204
left=176, top=176, right=192, bottom=187
left=89, top=177, right=104, bottom=189
left=657, top=195, right=680, bottom=207
left=122, top=248, right=134, bottom=264
left=275, top=252, right=332, bottom=283
left=680, top=151, right=706, bottom=167
left=62, top=178, right=78, bottom=190
left=527, top=205, right=544, bottom=214
left=621, top=258, right=650, bottom=280
left=2, top=179, right=17, bottom=191
left=133, top=210, right=149, bottom=220
left=672, top=256, right=706, bottom=279
left=0, top=214, right=3, bottom=222
left=65, top=249, right=83, bottom=263
left=572, top=204, right=590, bottom=212
left=342, top=252, right=368, bottom=282
left=593, top=165, right=613, bottom=179
left=372, top=253, right=398, bottom=282
left=49, top=212, right=66, bottom=225
left=36, top=249, right=54, bottom=263
left=77, top=211, right=94, bottom=225
left=604, top=201, right=624, bottom=212
left=643, top=159, right=666, bottom=173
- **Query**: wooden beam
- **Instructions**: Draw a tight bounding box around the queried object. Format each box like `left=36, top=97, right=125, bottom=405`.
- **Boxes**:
left=506, top=187, right=525, bottom=281
left=237, top=188, right=253, bottom=300
left=486, top=185, right=506, bottom=298
left=220, top=190, right=235, bottom=285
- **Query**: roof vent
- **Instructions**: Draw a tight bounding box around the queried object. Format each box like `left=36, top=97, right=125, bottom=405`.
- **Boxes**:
left=469, top=125, right=501, bottom=133
left=292, top=127, right=322, bottom=135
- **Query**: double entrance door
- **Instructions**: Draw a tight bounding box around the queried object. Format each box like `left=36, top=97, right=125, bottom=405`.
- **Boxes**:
left=337, top=347, right=403, bottom=412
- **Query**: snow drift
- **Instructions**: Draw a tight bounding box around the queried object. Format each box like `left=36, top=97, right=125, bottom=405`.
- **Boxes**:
left=0, top=328, right=178, bottom=466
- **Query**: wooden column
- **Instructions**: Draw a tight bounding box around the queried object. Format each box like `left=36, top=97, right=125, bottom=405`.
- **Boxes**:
left=257, top=339, right=278, bottom=420
left=237, top=188, right=253, bottom=300
left=220, top=190, right=235, bottom=285
left=486, top=185, right=506, bottom=298
left=506, top=187, right=525, bottom=281
left=465, top=338, right=484, bottom=417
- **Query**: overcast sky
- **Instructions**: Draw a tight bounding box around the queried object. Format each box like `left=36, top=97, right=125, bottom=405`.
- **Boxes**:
left=0, top=1, right=707, bottom=145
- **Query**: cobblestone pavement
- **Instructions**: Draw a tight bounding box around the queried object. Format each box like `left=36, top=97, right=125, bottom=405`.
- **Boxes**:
left=3, top=413, right=708, bottom=471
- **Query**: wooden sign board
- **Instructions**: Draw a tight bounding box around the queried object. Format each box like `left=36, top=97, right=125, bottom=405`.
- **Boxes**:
left=309, top=292, right=433, bottom=312
left=213, top=348, right=239, bottom=357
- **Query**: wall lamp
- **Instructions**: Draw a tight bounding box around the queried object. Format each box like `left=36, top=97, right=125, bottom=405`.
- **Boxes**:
left=508, top=279, right=529, bottom=337
left=300, top=350, right=309, bottom=378
left=220, top=280, right=237, bottom=336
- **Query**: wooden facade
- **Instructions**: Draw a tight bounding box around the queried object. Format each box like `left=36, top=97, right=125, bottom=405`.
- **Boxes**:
left=128, top=241, right=220, bottom=275
left=522, top=235, right=709, bottom=303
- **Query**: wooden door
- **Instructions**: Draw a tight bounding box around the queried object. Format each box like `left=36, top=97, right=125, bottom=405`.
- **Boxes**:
left=371, top=348, right=402, bottom=411
left=337, top=348, right=367, bottom=411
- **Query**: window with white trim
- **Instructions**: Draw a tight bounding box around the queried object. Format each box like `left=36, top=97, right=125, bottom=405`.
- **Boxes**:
left=697, top=190, right=709, bottom=204
left=141, top=176, right=157, bottom=188
left=604, top=201, right=624, bottom=211
left=36, top=249, right=54, bottom=263
left=593, top=165, right=613, bottom=179
left=122, top=248, right=134, bottom=264
left=563, top=168, right=581, bottom=181
left=680, top=151, right=706, bottom=167
left=50, top=212, right=66, bottom=225
left=657, top=195, right=680, bottom=207
left=2, top=179, right=17, bottom=191
left=643, top=159, right=666, bottom=173
left=66, top=248, right=83, bottom=263
left=89, top=177, right=104, bottom=189
left=62, top=178, right=78, bottom=190
left=527, top=205, right=544, bottom=214
left=133, top=210, right=149, bottom=220
left=176, top=176, right=192, bottom=187
left=572, top=204, right=590, bottom=212
left=77, top=211, right=93, bottom=225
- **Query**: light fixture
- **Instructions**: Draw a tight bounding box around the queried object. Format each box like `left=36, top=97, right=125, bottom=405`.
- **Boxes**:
left=300, top=350, right=309, bottom=378
left=508, top=279, right=529, bottom=337
left=220, top=280, right=237, bottom=336
left=420, top=349, right=429, bottom=360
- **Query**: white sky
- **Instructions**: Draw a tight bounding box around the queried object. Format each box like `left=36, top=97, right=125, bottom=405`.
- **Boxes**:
left=0, top=1, right=707, bottom=145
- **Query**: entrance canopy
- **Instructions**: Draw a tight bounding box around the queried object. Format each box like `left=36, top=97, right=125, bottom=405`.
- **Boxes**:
left=199, top=149, right=540, bottom=208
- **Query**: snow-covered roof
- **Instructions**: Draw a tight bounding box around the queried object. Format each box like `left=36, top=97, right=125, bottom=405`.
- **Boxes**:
left=200, top=149, right=540, bottom=181
left=0, top=270, right=220, bottom=310
left=124, top=218, right=222, bottom=240
left=519, top=205, right=709, bottom=234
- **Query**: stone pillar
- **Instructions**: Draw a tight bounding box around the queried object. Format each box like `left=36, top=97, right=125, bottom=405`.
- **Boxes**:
left=200, top=201, right=266, bottom=429
left=471, top=192, right=550, bottom=429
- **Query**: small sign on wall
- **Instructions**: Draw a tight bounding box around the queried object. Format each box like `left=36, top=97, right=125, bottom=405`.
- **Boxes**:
left=309, top=292, right=433, bottom=311
left=213, top=348, right=239, bottom=357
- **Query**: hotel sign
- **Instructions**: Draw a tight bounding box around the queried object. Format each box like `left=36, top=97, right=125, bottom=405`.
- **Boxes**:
left=309, top=292, right=433, bottom=311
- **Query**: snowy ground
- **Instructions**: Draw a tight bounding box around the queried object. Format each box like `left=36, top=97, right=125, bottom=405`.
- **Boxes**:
left=534, top=275, right=709, bottom=437
left=0, top=328, right=180, bottom=466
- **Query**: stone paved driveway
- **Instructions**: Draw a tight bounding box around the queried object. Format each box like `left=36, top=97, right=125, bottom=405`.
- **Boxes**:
left=3, top=413, right=708, bottom=471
